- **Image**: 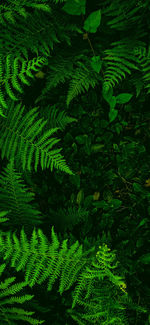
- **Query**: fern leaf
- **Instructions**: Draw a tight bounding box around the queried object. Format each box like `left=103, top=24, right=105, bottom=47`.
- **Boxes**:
left=67, top=62, right=99, bottom=107
left=0, top=162, right=42, bottom=228
left=134, top=45, right=150, bottom=94
left=102, top=44, right=139, bottom=90
left=0, top=55, right=48, bottom=111
left=0, top=263, right=44, bottom=324
left=0, top=102, right=74, bottom=175
left=0, top=228, right=137, bottom=324
left=39, top=104, right=78, bottom=131
left=0, top=211, right=9, bottom=223
left=59, top=241, right=82, bottom=294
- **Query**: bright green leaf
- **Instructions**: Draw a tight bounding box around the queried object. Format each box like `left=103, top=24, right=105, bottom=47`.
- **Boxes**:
left=109, top=108, right=118, bottom=123
left=116, top=93, right=133, bottom=104
left=62, top=0, right=86, bottom=15
left=91, top=56, right=102, bottom=73
left=83, top=10, right=101, bottom=33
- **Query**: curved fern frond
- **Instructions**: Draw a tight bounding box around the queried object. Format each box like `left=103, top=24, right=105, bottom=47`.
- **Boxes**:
left=102, top=43, right=139, bottom=91
left=40, top=104, right=78, bottom=131
left=71, top=244, right=128, bottom=324
left=35, top=55, right=74, bottom=103
left=66, top=61, right=100, bottom=107
left=0, top=55, right=48, bottom=113
left=133, top=45, right=150, bottom=94
left=101, top=0, right=142, bottom=31
left=0, top=162, right=43, bottom=228
left=0, top=102, right=74, bottom=175
left=0, top=263, right=44, bottom=324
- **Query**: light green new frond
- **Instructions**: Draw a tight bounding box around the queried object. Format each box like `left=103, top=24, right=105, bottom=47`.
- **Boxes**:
left=94, top=244, right=126, bottom=290
left=71, top=244, right=128, bottom=324
left=0, top=102, right=74, bottom=175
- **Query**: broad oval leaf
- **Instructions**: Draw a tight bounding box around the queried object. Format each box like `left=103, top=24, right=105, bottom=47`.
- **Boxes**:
left=83, top=10, right=101, bottom=33
left=116, top=93, right=133, bottom=104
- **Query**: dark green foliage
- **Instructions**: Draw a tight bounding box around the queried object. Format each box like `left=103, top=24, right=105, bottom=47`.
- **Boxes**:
left=0, top=0, right=150, bottom=324
left=38, top=104, right=78, bottom=131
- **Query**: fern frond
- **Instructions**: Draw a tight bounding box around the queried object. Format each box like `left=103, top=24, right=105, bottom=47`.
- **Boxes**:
left=0, top=228, right=142, bottom=324
left=101, top=0, right=142, bottom=31
left=102, top=43, right=139, bottom=90
left=67, top=61, right=100, bottom=106
left=133, top=45, right=150, bottom=94
left=0, top=263, right=44, bottom=324
left=0, top=162, right=43, bottom=228
left=0, top=227, right=85, bottom=292
left=0, top=9, right=66, bottom=61
left=38, top=104, right=78, bottom=131
left=0, top=1, right=51, bottom=25
left=59, top=241, right=83, bottom=294
left=0, top=55, right=48, bottom=112
left=71, top=244, right=128, bottom=324
left=54, top=205, right=89, bottom=232
left=0, top=211, right=9, bottom=224
left=0, top=102, right=74, bottom=175
left=35, top=55, right=74, bottom=103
